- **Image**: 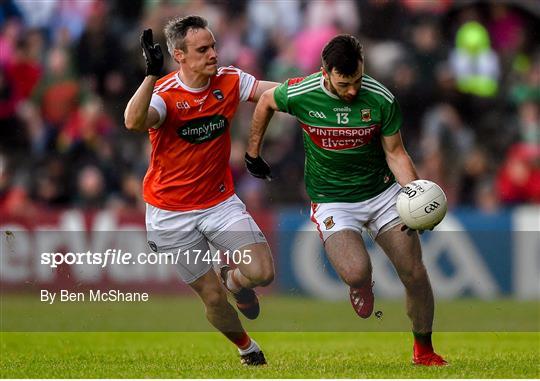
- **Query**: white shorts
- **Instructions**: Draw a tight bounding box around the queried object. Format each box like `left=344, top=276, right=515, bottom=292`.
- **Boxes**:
left=310, top=183, right=403, bottom=242
left=145, top=194, right=267, bottom=283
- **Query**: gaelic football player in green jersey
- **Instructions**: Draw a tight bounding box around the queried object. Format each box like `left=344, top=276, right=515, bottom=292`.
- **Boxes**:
left=244, top=35, right=447, bottom=366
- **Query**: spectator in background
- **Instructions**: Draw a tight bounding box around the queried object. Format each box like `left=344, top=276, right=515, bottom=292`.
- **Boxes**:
left=408, top=18, right=445, bottom=99
left=109, top=171, right=144, bottom=213
left=74, top=1, right=125, bottom=97
left=294, top=0, right=359, bottom=74
left=4, top=32, right=43, bottom=106
left=30, top=155, right=70, bottom=208
left=15, top=46, right=83, bottom=156
left=509, top=57, right=540, bottom=106
left=57, top=96, right=113, bottom=154
left=0, top=153, right=33, bottom=216
left=449, top=21, right=500, bottom=98
left=74, top=164, right=106, bottom=209
left=29, top=46, right=82, bottom=129
left=459, top=147, right=492, bottom=207
left=419, top=103, right=475, bottom=206
left=496, top=142, right=540, bottom=205
left=488, top=4, right=525, bottom=57
left=0, top=18, right=21, bottom=66
left=358, top=0, right=406, bottom=41
left=246, top=0, right=301, bottom=53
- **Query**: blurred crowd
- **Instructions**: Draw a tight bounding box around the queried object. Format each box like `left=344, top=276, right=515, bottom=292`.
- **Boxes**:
left=1, top=0, right=539, bottom=218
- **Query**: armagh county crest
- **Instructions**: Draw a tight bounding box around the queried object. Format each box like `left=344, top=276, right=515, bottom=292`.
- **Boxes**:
left=323, top=216, right=335, bottom=230
left=361, top=109, right=371, bottom=122
left=212, top=89, right=224, bottom=101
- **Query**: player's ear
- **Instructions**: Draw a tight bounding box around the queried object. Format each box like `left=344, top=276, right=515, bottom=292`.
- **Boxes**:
left=173, top=48, right=185, bottom=64
left=321, top=67, right=328, bottom=79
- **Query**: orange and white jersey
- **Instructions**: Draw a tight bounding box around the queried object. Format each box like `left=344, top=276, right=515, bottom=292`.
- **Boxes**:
left=143, top=66, right=258, bottom=211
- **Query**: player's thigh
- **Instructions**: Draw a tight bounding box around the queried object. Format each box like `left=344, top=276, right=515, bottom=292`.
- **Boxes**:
left=201, top=194, right=270, bottom=256
left=145, top=203, right=202, bottom=252
left=210, top=217, right=273, bottom=281
left=365, top=183, right=403, bottom=238
left=375, top=223, right=424, bottom=279
left=324, top=229, right=371, bottom=282
left=174, top=238, right=215, bottom=284
left=145, top=203, right=212, bottom=284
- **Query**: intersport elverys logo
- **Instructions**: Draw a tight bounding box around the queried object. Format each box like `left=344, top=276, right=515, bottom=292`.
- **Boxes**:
left=177, top=115, right=228, bottom=144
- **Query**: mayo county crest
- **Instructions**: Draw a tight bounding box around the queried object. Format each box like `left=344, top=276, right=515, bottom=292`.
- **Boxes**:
left=361, top=109, right=371, bottom=122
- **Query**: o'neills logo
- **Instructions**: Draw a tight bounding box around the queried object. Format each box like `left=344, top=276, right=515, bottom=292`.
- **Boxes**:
left=177, top=115, right=228, bottom=144
left=301, top=123, right=380, bottom=150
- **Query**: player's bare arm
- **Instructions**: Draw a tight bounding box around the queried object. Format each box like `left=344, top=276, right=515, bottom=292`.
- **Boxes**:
left=247, top=87, right=279, bottom=157
left=124, top=77, right=161, bottom=131
left=244, top=87, right=280, bottom=180
left=124, top=29, right=163, bottom=132
left=248, top=80, right=279, bottom=103
left=381, top=131, right=419, bottom=186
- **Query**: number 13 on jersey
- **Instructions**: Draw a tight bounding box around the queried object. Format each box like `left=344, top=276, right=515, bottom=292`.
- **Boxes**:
left=337, top=112, right=349, bottom=124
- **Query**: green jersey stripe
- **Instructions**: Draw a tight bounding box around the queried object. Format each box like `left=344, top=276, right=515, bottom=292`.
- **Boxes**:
left=289, top=84, right=321, bottom=97
left=362, top=80, right=394, bottom=99
left=362, top=77, right=394, bottom=98
left=361, top=83, right=393, bottom=103
left=362, top=76, right=394, bottom=99
left=288, top=81, right=320, bottom=96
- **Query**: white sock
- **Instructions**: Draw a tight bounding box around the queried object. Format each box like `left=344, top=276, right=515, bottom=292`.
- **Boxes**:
left=226, top=269, right=242, bottom=293
left=238, top=339, right=260, bottom=355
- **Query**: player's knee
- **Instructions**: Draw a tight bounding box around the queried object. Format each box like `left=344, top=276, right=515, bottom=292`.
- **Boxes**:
left=201, top=288, right=228, bottom=310
left=248, top=266, right=274, bottom=287
left=342, top=269, right=371, bottom=288
left=258, top=266, right=274, bottom=287
left=401, top=264, right=428, bottom=289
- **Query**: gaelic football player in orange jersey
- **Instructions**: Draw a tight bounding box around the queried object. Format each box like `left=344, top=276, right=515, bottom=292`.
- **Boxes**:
left=124, top=15, right=278, bottom=366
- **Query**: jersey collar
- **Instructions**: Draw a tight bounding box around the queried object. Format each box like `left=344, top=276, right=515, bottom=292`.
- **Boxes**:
left=175, top=72, right=211, bottom=93
left=320, top=75, right=339, bottom=99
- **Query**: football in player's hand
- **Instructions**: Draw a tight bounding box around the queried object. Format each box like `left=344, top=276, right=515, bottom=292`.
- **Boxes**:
left=396, top=180, right=447, bottom=231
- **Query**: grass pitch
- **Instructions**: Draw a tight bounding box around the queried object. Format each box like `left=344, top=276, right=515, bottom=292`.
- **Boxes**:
left=1, top=295, right=538, bottom=378
left=1, top=332, right=538, bottom=378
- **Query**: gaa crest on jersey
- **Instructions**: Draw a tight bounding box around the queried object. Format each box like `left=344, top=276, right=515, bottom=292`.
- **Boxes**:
left=361, top=109, right=371, bottom=122
left=212, top=89, right=224, bottom=101
left=323, top=216, right=335, bottom=230
left=177, top=115, right=228, bottom=144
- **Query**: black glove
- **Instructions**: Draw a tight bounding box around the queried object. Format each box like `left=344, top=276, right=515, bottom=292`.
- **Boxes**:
left=245, top=153, right=273, bottom=180
left=140, top=29, right=163, bottom=77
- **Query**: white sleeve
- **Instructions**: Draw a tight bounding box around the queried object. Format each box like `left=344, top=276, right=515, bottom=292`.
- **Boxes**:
left=149, top=94, right=167, bottom=128
left=238, top=70, right=257, bottom=102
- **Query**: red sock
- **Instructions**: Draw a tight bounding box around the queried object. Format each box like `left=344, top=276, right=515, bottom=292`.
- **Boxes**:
left=229, top=331, right=251, bottom=350
left=413, top=331, right=434, bottom=356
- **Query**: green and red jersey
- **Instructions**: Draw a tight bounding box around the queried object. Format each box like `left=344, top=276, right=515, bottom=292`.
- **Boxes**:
left=273, top=71, right=402, bottom=202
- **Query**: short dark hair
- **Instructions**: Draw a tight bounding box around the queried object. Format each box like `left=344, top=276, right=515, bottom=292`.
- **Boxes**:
left=164, top=15, right=208, bottom=55
left=321, top=34, right=364, bottom=76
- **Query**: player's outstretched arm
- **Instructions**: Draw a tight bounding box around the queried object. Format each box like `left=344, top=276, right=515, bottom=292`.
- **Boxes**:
left=247, top=88, right=279, bottom=157
left=249, top=81, right=279, bottom=103
left=124, top=29, right=163, bottom=132
left=381, top=132, right=419, bottom=186
left=245, top=87, right=280, bottom=179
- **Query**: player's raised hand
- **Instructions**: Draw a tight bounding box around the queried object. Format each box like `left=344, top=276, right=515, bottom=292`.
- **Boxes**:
left=245, top=153, right=273, bottom=181
left=140, top=29, right=163, bottom=77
